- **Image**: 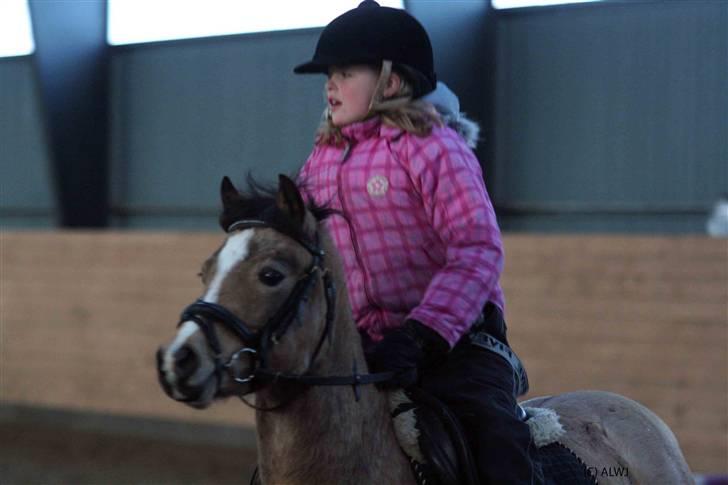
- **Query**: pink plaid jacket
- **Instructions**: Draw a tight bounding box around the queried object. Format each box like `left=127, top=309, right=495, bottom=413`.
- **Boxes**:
left=298, top=117, right=505, bottom=347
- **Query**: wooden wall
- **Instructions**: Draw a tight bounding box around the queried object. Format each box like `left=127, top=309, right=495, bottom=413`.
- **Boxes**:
left=1, top=232, right=725, bottom=472
left=501, top=235, right=727, bottom=473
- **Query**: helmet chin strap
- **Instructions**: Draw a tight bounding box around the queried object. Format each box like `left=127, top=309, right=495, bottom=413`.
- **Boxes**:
left=367, top=59, right=393, bottom=114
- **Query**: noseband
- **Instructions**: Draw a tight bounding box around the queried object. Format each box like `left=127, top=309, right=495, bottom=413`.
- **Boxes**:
left=177, top=219, right=394, bottom=407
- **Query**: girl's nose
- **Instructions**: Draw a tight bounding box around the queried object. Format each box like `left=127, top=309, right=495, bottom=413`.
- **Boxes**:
left=326, top=77, right=336, bottom=92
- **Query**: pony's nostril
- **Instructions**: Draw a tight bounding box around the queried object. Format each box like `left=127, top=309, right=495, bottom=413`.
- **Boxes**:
left=174, top=345, right=199, bottom=379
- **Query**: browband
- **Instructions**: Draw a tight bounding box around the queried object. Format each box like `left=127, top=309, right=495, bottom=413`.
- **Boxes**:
left=227, top=218, right=324, bottom=258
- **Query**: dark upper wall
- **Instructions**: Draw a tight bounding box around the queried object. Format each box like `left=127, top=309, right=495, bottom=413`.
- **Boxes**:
left=108, top=29, right=325, bottom=229
left=1, top=1, right=726, bottom=232
left=492, top=0, right=727, bottom=232
left=0, top=57, right=56, bottom=228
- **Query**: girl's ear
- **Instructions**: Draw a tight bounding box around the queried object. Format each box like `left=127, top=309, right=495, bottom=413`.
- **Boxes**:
left=383, top=70, right=402, bottom=98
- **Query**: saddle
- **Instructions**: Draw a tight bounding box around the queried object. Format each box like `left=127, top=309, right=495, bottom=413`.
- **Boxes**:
left=390, top=390, right=597, bottom=485
left=389, top=327, right=595, bottom=485
left=390, top=387, right=479, bottom=485
left=386, top=322, right=532, bottom=485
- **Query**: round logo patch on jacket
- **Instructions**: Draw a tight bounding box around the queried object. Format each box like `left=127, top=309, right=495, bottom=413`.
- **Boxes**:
left=367, top=175, right=389, bottom=197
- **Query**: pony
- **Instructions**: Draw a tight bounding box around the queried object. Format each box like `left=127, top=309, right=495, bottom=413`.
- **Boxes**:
left=157, top=175, right=694, bottom=484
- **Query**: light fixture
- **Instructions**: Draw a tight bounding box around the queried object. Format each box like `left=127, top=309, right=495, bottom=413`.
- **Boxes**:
left=107, top=0, right=405, bottom=46
left=0, top=0, right=34, bottom=58
left=492, top=0, right=602, bottom=9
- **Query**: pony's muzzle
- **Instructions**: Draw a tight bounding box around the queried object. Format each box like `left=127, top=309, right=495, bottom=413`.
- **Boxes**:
left=156, top=343, right=210, bottom=403
left=171, top=345, right=199, bottom=380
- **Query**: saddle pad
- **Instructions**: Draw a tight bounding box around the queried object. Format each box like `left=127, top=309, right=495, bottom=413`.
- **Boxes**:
left=536, top=442, right=599, bottom=485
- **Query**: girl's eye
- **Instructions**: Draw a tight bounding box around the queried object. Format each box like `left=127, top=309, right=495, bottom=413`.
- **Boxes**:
left=258, top=268, right=285, bottom=287
left=328, top=70, right=350, bottom=80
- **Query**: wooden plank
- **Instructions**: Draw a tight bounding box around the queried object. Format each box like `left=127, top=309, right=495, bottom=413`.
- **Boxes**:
left=0, top=231, right=254, bottom=427
left=0, top=231, right=725, bottom=473
left=503, top=235, right=727, bottom=473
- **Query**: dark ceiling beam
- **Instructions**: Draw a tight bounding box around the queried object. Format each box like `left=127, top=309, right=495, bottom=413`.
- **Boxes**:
left=29, top=0, right=110, bottom=227
left=406, top=0, right=495, bottom=186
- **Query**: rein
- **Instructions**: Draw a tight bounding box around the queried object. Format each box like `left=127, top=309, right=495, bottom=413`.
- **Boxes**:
left=177, top=218, right=395, bottom=409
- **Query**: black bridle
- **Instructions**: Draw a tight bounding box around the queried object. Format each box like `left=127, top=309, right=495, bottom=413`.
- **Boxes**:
left=177, top=219, right=394, bottom=408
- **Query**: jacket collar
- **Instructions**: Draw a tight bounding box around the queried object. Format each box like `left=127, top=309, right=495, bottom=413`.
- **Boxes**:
left=340, top=116, right=403, bottom=143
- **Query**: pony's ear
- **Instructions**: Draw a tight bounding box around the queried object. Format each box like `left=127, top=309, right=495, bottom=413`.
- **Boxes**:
left=276, top=174, right=306, bottom=226
left=220, top=176, right=239, bottom=211
left=219, top=176, right=242, bottom=231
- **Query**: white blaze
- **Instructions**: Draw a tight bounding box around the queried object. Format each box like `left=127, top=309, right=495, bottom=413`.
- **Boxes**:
left=203, top=229, right=255, bottom=303
left=163, top=229, right=255, bottom=392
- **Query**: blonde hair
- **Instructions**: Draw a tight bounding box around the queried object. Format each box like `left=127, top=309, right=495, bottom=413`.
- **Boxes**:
left=315, top=60, right=442, bottom=146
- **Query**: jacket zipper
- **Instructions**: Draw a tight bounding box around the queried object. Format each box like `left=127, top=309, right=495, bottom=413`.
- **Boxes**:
left=337, top=141, right=380, bottom=314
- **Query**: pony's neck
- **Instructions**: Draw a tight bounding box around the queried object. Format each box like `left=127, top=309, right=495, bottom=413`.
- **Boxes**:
left=254, top=233, right=413, bottom=485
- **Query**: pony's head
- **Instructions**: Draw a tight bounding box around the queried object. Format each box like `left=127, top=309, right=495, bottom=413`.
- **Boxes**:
left=156, top=175, right=334, bottom=408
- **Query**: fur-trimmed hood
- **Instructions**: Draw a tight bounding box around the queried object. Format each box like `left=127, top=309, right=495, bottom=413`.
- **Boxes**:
left=423, top=82, right=481, bottom=149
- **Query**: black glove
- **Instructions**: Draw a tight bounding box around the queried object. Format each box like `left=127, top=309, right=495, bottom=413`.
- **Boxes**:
left=364, top=320, right=449, bottom=389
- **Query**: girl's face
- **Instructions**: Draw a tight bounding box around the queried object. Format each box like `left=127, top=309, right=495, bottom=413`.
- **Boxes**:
left=326, top=65, right=380, bottom=127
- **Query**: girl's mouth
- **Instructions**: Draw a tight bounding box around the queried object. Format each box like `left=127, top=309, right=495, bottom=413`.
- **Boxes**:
left=329, top=98, right=341, bottom=110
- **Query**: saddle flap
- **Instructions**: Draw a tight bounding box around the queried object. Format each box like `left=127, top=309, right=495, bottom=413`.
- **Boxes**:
left=390, top=389, right=478, bottom=485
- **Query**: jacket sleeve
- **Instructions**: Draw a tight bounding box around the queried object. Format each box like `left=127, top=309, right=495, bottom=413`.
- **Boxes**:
left=405, top=130, right=504, bottom=347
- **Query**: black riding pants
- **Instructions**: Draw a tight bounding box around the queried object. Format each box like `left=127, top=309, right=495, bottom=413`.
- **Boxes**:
left=419, top=304, right=544, bottom=485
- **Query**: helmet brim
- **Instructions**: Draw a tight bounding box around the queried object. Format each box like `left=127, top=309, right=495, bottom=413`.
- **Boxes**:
left=293, top=60, right=328, bottom=75
left=293, top=55, right=382, bottom=75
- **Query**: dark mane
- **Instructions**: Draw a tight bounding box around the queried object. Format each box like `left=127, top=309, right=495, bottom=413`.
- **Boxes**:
left=219, top=174, right=334, bottom=242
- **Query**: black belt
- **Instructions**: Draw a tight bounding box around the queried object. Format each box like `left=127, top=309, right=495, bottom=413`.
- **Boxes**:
left=467, top=304, right=530, bottom=397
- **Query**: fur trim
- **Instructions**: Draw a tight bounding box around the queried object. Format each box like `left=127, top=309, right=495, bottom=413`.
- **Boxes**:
left=389, top=390, right=425, bottom=462
left=439, top=111, right=480, bottom=149
left=423, top=82, right=481, bottom=148
left=523, top=406, right=566, bottom=447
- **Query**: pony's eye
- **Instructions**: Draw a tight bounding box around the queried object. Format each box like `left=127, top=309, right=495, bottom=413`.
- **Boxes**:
left=259, top=268, right=285, bottom=287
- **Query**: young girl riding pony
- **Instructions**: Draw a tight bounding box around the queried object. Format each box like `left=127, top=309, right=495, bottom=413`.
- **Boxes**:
left=295, top=2, right=543, bottom=483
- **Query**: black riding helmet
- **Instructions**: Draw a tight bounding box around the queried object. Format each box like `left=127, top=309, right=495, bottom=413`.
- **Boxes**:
left=293, top=0, right=436, bottom=98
